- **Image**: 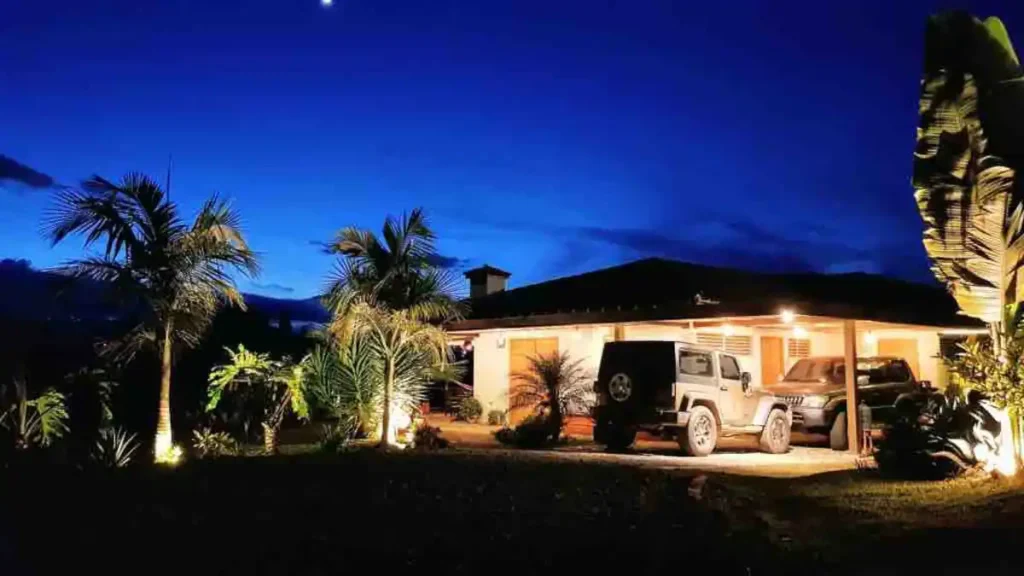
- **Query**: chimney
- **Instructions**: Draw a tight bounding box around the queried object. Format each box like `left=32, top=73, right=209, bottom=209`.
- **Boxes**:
left=464, top=265, right=511, bottom=298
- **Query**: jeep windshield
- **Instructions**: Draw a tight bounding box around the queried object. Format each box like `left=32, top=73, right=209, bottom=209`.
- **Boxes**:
left=781, top=358, right=912, bottom=386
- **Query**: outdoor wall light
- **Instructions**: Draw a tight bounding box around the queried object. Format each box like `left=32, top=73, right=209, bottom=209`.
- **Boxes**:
left=780, top=309, right=796, bottom=324
left=792, top=326, right=808, bottom=338
left=722, top=324, right=736, bottom=336
left=496, top=335, right=506, bottom=349
left=864, top=332, right=877, bottom=344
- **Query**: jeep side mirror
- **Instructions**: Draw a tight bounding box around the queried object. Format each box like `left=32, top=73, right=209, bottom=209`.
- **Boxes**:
left=857, top=375, right=870, bottom=386
left=741, top=372, right=751, bottom=391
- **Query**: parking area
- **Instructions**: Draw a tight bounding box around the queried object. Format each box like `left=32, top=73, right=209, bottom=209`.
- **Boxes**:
left=425, top=416, right=868, bottom=478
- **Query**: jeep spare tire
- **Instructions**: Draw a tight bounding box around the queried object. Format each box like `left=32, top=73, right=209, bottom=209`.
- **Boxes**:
left=759, top=408, right=790, bottom=454
left=679, top=405, right=717, bottom=457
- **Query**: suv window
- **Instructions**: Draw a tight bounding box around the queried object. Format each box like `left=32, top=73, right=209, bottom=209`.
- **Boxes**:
left=720, top=355, right=741, bottom=380
left=679, top=349, right=714, bottom=377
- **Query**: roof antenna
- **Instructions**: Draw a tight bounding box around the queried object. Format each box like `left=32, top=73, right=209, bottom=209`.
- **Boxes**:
left=165, top=153, right=173, bottom=201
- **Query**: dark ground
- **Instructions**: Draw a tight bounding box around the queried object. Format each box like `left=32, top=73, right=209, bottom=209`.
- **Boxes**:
left=2, top=449, right=1022, bottom=575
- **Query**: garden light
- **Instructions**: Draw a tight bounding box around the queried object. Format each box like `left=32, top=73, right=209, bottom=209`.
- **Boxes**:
left=780, top=309, right=795, bottom=324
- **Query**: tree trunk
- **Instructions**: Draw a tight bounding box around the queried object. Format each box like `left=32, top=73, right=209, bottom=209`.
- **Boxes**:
left=262, top=423, right=277, bottom=454
left=155, top=321, right=174, bottom=461
left=379, top=358, right=394, bottom=448
left=548, top=385, right=562, bottom=444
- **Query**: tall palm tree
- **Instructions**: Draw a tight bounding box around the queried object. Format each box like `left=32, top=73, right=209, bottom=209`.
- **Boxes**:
left=45, top=173, right=259, bottom=461
left=323, top=208, right=463, bottom=446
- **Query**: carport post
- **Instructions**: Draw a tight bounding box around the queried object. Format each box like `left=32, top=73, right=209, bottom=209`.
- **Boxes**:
left=843, top=320, right=861, bottom=454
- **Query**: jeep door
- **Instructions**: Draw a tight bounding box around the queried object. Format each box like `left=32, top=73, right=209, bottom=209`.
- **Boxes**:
left=676, top=346, right=719, bottom=410
left=716, top=353, right=756, bottom=425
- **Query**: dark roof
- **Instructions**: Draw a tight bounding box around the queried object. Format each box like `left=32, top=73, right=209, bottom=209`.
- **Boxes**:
left=464, top=264, right=511, bottom=280
left=451, top=258, right=981, bottom=331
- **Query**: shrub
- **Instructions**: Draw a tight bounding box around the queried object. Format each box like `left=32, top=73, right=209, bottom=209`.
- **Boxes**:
left=92, top=427, right=138, bottom=468
left=455, top=397, right=483, bottom=422
left=192, top=427, right=240, bottom=458
left=493, top=414, right=554, bottom=449
left=486, top=409, right=506, bottom=426
left=509, top=350, right=592, bottom=441
left=412, top=424, right=449, bottom=450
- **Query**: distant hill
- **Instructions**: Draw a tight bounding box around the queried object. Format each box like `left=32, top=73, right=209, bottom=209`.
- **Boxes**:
left=0, top=259, right=329, bottom=325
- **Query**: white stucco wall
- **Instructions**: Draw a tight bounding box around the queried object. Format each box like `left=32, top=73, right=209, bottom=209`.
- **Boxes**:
left=471, top=325, right=612, bottom=414
left=858, top=329, right=944, bottom=388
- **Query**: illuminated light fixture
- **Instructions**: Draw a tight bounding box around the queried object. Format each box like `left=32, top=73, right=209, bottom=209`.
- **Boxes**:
left=155, top=444, right=184, bottom=466
left=321, top=0, right=333, bottom=6
left=864, top=332, right=878, bottom=344
left=792, top=326, right=808, bottom=338
left=722, top=324, right=736, bottom=337
left=496, top=335, right=507, bottom=349
left=780, top=309, right=796, bottom=324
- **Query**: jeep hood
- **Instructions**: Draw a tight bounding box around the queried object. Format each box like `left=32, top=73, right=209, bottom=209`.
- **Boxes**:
left=766, top=381, right=842, bottom=396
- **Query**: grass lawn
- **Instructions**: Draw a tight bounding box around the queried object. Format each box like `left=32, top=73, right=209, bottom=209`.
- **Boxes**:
left=3, top=449, right=1023, bottom=575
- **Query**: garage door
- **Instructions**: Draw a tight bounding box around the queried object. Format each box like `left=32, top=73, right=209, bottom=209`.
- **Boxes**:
left=877, top=338, right=920, bottom=379
left=508, top=338, right=559, bottom=425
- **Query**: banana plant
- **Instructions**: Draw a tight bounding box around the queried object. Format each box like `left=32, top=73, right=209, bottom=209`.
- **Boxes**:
left=914, top=11, right=1024, bottom=467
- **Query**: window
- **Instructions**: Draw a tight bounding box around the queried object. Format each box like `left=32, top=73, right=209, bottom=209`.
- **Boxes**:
left=679, top=349, right=714, bottom=377
left=725, top=336, right=753, bottom=356
left=720, top=355, right=741, bottom=380
left=787, top=338, right=811, bottom=359
left=696, top=333, right=753, bottom=356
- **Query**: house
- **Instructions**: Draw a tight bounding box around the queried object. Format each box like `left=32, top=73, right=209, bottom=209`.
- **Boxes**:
left=448, top=258, right=984, bottom=444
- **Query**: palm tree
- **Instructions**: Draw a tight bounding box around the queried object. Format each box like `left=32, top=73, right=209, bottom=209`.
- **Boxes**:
left=343, top=303, right=450, bottom=445
left=914, top=12, right=1024, bottom=469
left=323, top=208, right=463, bottom=447
left=45, top=173, right=259, bottom=461
left=510, top=351, right=593, bottom=444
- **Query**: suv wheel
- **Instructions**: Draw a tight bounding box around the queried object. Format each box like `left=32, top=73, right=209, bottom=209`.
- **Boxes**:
left=759, top=408, right=790, bottom=454
left=679, top=406, right=717, bottom=457
left=829, top=413, right=848, bottom=451
left=603, top=425, right=637, bottom=451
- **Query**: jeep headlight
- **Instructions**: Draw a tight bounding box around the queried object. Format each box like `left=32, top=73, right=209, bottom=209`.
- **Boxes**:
left=803, top=395, right=829, bottom=409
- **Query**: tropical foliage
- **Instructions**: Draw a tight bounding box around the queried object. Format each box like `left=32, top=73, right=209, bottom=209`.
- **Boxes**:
left=913, top=13, right=1023, bottom=329
left=191, top=427, right=240, bottom=458
left=92, top=427, right=139, bottom=468
left=913, top=12, right=1024, bottom=469
left=206, top=345, right=309, bottom=453
left=454, top=396, right=483, bottom=423
left=322, top=209, right=464, bottom=446
left=46, top=172, right=259, bottom=461
left=509, top=350, right=593, bottom=445
left=0, top=379, right=69, bottom=451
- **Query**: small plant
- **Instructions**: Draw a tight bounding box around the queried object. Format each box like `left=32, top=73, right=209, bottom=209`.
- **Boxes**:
left=486, top=409, right=506, bottom=426
left=412, top=424, right=449, bottom=450
left=455, top=396, right=483, bottom=422
left=192, top=427, right=239, bottom=458
left=92, top=427, right=139, bottom=468
left=1, top=381, right=70, bottom=451
left=318, top=422, right=356, bottom=454
left=493, top=414, right=554, bottom=449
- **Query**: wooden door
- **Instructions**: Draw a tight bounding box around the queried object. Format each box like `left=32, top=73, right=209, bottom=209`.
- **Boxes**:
left=877, top=338, right=920, bottom=379
left=509, top=338, right=559, bottom=425
left=760, top=336, right=784, bottom=387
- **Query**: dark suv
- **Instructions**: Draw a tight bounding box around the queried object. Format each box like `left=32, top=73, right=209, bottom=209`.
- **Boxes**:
left=768, top=356, right=927, bottom=450
left=593, top=341, right=791, bottom=456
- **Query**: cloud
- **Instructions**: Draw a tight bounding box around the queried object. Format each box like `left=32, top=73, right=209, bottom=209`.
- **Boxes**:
left=426, top=254, right=472, bottom=269
left=249, top=282, right=296, bottom=295
left=0, top=154, right=55, bottom=191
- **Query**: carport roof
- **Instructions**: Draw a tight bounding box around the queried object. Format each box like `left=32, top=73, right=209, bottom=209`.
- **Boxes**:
left=449, top=258, right=982, bottom=331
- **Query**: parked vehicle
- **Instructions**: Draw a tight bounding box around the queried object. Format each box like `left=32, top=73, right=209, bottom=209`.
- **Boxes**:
left=768, top=356, right=928, bottom=451
left=592, top=341, right=792, bottom=456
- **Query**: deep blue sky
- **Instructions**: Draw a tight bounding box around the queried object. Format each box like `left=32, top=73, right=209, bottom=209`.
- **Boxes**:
left=2, top=0, right=1022, bottom=299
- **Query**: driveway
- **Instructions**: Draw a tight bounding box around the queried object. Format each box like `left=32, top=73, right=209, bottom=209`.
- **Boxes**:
left=426, top=416, right=868, bottom=478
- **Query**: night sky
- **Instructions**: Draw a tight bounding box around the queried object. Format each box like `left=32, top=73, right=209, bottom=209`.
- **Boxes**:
left=2, top=0, right=1022, bottom=299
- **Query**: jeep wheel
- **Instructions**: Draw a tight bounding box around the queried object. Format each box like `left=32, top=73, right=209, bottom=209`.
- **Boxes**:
left=603, top=425, right=637, bottom=451
left=679, top=406, right=717, bottom=457
left=759, top=408, right=790, bottom=454
left=829, top=413, right=848, bottom=451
